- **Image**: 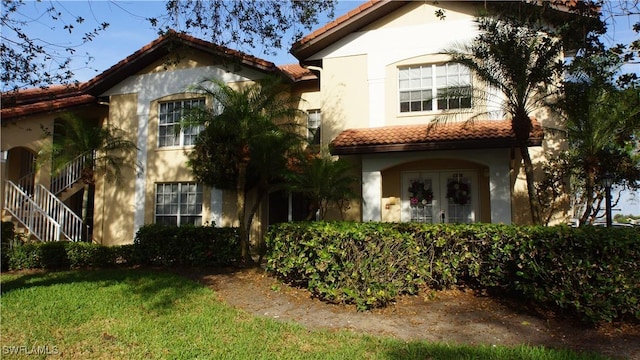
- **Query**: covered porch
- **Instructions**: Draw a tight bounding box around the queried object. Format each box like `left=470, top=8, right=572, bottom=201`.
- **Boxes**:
left=330, top=120, right=544, bottom=224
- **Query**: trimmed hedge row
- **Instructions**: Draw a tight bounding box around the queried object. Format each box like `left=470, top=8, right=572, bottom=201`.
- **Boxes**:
left=4, top=224, right=239, bottom=270
left=265, top=222, right=640, bottom=323
left=134, top=224, right=239, bottom=266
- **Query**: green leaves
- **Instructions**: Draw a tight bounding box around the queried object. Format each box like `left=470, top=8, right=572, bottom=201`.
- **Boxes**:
left=266, top=222, right=640, bottom=323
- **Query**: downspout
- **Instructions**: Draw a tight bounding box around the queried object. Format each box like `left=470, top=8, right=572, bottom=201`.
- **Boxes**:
left=98, top=97, right=110, bottom=245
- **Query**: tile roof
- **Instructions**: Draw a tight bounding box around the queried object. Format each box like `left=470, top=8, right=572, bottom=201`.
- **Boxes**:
left=291, top=0, right=589, bottom=61
left=2, top=30, right=299, bottom=120
left=1, top=84, right=95, bottom=121
left=294, top=0, right=381, bottom=48
left=84, top=29, right=281, bottom=95
left=278, top=64, right=318, bottom=82
left=291, top=0, right=406, bottom=61
left=330, top=119, right=543, bottom=155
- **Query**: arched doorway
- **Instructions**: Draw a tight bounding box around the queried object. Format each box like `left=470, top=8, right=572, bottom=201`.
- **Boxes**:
left=6, top=147, right=37, bottom=194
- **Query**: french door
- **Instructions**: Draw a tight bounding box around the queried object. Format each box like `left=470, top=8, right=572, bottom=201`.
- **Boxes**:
left=401, top=170, right=478, bottom=224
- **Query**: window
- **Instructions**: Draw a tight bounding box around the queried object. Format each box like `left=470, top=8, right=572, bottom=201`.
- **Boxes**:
left=155, top=183, right=203, bottom=226
left=307, top=109, right=321, bottom=145
left=158, top=98, right=205, bottom=147
left=399, top=63, right=471, bottom=113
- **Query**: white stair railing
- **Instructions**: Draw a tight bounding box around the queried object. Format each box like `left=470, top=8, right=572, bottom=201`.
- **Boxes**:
left=33, top=184, right=84, bottom=242
left=4, top=180, right=61, bottom=242
left=16, top=172, right=35, bottom=195
left=50, top=152, right=93, bottom=195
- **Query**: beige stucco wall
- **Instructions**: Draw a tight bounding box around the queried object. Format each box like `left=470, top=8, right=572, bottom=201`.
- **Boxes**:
left=92, top=93, right=138, bottom=245
left=313, top=1, right=568, bottom=225
left=321, top=54, right=369, bottom=138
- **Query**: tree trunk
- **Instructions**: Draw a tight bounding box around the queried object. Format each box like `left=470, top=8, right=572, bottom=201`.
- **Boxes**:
left=579, top=165, right=597, bottom=225
left=236, top=161, right=253, bottom=265
left=81, top=183, right=90, bottom=242
left=248, top=185, right=267, bottom=264
left=519, top=142, right=542, bottom=225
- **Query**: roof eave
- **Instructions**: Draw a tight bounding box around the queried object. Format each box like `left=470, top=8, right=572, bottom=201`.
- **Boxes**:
left=331, top=137, right=543, bottom=156
left=291, top=0, right=408, bottom=61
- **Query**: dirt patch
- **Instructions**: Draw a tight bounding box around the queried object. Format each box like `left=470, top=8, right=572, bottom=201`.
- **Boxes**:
left=174, top=266, right=640, bottom=359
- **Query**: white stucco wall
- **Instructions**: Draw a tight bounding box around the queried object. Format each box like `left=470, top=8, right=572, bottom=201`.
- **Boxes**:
left=362, top=148, right=511, bottom=224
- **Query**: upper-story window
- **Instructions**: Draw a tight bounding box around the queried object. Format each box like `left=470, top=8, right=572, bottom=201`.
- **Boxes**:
left=158, top=98, right=205, bottom=147
left=399, top=63, right=471, bottom=113
left=307, top=109, right=321, bottom=145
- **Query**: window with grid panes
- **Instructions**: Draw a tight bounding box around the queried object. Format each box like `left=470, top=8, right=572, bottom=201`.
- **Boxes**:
left=307, top=109, right=321, bottom=145
left=155, top=183, right=203, bottom=226
left=158, top=98, right=205, bottom=147
left=399, top=63, right=471, bottom=113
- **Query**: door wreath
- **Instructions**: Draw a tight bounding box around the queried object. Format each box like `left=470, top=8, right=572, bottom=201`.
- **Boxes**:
left=408, top=180, right=433, bottom=206
left=447, top=180, right=470, bottom=205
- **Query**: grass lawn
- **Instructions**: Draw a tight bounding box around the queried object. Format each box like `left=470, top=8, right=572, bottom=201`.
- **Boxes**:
left=0, top=269, right=610, bottom=360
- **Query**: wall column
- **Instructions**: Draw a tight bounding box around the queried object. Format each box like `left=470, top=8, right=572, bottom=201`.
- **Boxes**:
left=489, top=163, right=512, bottom=224
left=362, top=170, right=382, bottom=222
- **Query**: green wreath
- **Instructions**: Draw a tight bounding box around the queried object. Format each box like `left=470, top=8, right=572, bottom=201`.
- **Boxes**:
left=446, top=180, right=470, bottom=205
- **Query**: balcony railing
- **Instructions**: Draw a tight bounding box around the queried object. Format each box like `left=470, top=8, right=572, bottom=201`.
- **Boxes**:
left=50, top=152, right=93, bottom=195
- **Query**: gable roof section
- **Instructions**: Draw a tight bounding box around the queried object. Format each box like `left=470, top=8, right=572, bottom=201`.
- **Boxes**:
left=291, top=0, right=408, bottom=62
left=330, top=120, right=544, bottom=155
left=291, top=0, right=589, bottom=63
left=83, top=29, right=281, bottom=96
left=2, top=30, right=308, bottom=121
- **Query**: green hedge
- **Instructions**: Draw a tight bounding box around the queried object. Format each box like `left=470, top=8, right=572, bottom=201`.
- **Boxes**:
left=1, top=221, right=17, bottom=271
left=134, top=224, right=240, bottom=266
left=266, top=222, right=426, bottom=309
left=265, top=222, right=640, bottom=323
left=8, top=242, right=116, bottom=270
left=5, top=224, right=239, bottom=270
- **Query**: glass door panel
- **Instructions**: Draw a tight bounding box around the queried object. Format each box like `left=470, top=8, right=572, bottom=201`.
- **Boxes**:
left=402, top=170, right=477, bottom=224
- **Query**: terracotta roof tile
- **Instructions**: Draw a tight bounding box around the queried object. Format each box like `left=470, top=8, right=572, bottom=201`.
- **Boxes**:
left=294, top=0, right=382, bottom=49
left=84, top=30, right=279, bottom=94
left=331, top=120, right=543, bottom=155
left=278, top=64, right=318, bottom=82
left=1, top=94, right=97, bottom=120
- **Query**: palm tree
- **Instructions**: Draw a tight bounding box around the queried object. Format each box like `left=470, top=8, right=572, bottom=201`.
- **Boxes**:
left=186, top=76, right=304, bottom=264
left=286, top=150, right=359, bottom=220
left=554, top=65, right=640, bottom=225
left=440, top=16, right=564, bottom=224
left=40, top=113, right=139, bottom=239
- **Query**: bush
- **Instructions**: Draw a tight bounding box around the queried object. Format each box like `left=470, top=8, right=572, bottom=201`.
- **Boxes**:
left=266, top=222, right=427, bottom=310
left=2, top=222, right=17, bottom=271
left=9, top=242, right=67, bottom=270
left=5, top=224, right=240, bottom=270
left=265, top=221, right=640, bottom=323
left=134, top=224, right=239, bottom=266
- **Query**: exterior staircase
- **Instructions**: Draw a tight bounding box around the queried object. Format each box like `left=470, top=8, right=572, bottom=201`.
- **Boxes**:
left=3, top=153, right=91, bottom=242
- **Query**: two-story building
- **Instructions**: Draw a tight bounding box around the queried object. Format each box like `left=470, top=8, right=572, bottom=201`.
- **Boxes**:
left=1, top=0, right=568, bottom=245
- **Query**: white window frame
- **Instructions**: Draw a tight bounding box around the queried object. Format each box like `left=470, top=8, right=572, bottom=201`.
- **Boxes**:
left=155, top=182, right=204, bottom=226
left=307, top=109, right=321, bottom=145
left=399, top=63, right=472, bottom=113
left=158, top=98, right=205, bottom=147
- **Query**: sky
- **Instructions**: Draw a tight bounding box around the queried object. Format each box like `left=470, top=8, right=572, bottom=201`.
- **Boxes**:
left=5, top=0, right=640, bottom=215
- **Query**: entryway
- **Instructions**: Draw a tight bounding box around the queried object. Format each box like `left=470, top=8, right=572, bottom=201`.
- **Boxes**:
left=401, top=170, right=478, bottom=223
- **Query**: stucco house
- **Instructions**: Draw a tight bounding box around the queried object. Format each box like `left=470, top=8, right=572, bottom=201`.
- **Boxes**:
left=1, top=0, right=569, bottom=245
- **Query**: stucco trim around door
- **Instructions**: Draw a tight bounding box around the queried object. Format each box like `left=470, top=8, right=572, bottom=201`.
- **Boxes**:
left=401, top=170, right=479, bottom=224
left=361, top=149, right=511, bottom=224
